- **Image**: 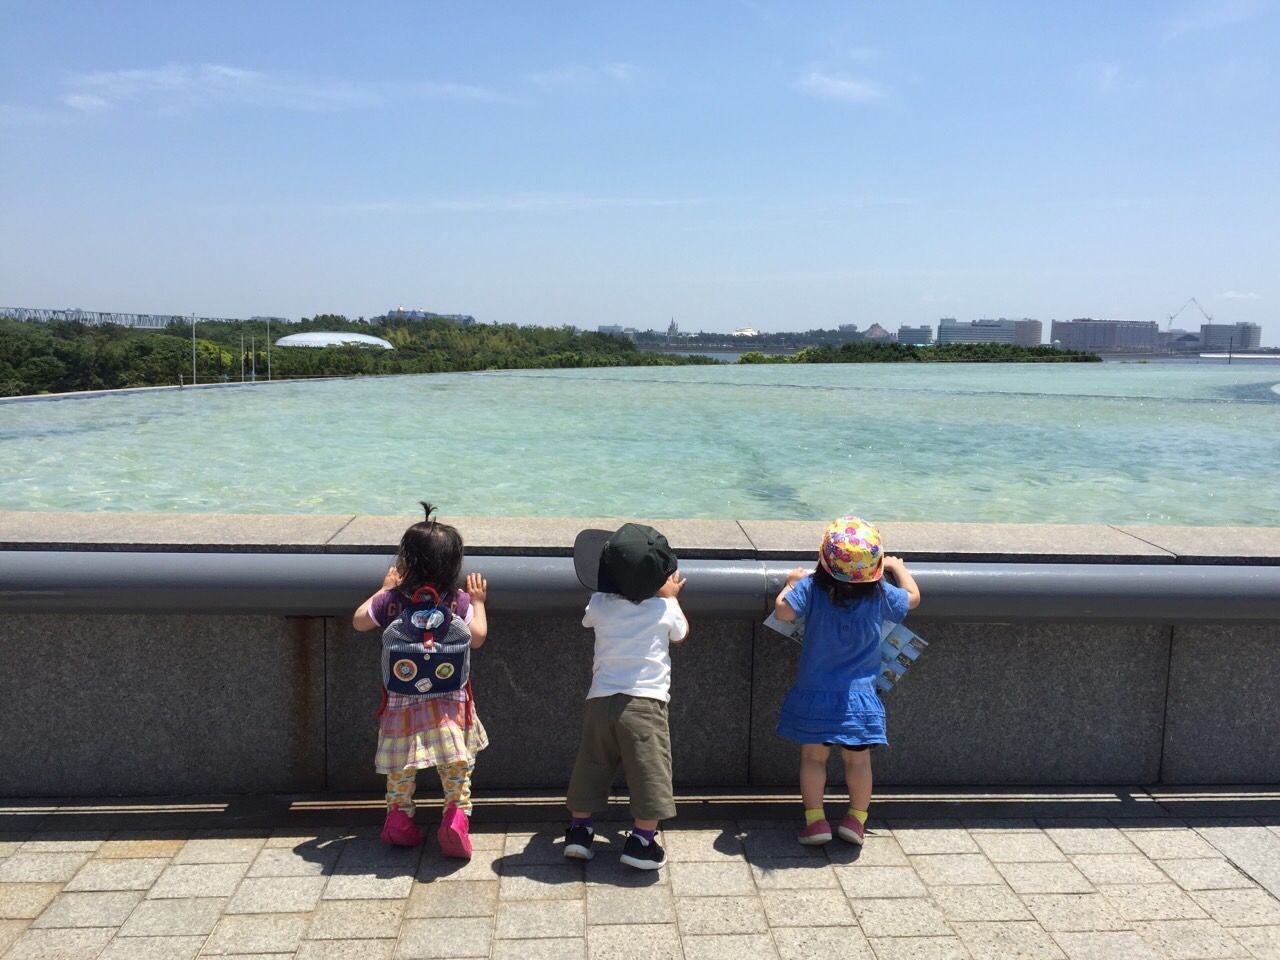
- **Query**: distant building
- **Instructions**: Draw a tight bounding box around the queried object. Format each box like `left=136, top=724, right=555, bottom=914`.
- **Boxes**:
left=1157, top=328, right=1201, bottom=353
left=621, top=328, right=638, bottom=342
left=937, top=318, right=1042, bottom=346
left=864, top=323, right=894, bottom=341
left=731, top=327, right=760, bottom=337
left=1200, top=322, right=1262, bottom=351
left=1049, top=318, right=1158, bottom=352
left=667, top=318, right=679, bottom=340
left=275, top=332, right=392, bottom=349
left=897, top=325, right=933, bottom=345
left=382, top=308, right=475, bottom=326
left=597, top=325, right=624, bottom=336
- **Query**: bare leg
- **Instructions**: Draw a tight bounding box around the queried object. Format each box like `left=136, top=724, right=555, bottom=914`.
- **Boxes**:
left=633, top=818, right=658, bottom=832
left=799, top=744, right=831, bottom=811
left=842, top=748, right=873, bottom=812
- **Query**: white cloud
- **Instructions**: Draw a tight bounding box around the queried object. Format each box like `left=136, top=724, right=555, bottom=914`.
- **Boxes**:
left=1220, top=290, right=1262, bottom=300
left=1163, top=0, right=1267, bottom=40
left=58, top=63, right=507, bottom=115
left=528, top=62, right=640, bottom=89
left=795, top=71, right=886, bottom=103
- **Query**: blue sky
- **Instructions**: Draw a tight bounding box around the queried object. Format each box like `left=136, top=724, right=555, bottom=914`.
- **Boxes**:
left=2, top=1, right=1276, bottom=340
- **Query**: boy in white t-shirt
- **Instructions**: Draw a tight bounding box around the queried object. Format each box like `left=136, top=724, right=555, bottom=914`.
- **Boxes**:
left=563, top=523, right=688, bottom=870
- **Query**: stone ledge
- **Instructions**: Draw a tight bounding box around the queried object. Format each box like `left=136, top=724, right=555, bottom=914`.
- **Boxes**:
left=0, top=511, right=1275, bottom=564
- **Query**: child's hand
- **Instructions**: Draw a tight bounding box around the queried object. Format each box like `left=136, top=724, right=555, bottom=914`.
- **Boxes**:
left=657, top=572, right=686, bottom=598
left=381, top=565, right=402, bottom=590
left=466, top=572, right=488, bottom=604
left=785, top=566, right=807, bottom=587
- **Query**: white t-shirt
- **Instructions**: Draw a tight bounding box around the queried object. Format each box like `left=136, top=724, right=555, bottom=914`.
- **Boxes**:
left=583, top=592, right=689, bottom=702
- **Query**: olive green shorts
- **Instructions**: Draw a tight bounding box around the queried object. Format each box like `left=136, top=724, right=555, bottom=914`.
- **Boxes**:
left=566, top=693, right=676, bottom=822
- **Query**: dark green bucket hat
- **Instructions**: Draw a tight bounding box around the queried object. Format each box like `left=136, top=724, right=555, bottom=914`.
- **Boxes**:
left=573, top=523, right=678, bottom=602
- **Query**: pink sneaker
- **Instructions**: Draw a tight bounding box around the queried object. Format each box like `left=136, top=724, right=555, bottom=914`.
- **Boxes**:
left=798, top=819, right=832, bottom=845
left=380, top=807, right=422, bottom=847
left=838, top=816, right=866, bottom=845
left=437, top=803, right=473, bottom=859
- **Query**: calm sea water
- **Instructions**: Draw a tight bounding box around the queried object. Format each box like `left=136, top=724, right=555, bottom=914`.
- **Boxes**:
left=1, top=362, right=1277, bottom=524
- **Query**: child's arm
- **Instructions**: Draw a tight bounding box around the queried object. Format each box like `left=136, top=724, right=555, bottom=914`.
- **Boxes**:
left=353, top=566, right=401, bottom=631
left=773, top=567, right=808, bottom=622
left=657, top=572, right=688, bottom=644
left=883, top=556, right=921, bottom=610
left=466, top=572, right=488, bottom=648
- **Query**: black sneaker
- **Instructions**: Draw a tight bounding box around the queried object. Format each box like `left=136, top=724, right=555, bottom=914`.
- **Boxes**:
left=563, top=824, right=595, bottom=861
left=619, top=832, right=666, bottom=870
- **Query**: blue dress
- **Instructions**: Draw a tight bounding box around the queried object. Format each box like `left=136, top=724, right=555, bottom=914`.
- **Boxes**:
left=775, top=576, right=910, bottom=746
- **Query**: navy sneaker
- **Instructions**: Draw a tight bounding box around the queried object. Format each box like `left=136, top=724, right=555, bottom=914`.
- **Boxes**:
left=619, top=832, right=666, bottom=870
left=563, top=824, right=595, bottom=861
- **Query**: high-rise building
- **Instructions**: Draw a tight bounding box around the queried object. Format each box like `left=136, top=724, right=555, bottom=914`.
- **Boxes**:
left=1049, top=318, right=1158, bottom=352
left=936, top=318, right=1041, bottom=346
left=897, top=325, right=933, bottom=345
left=1200, top=323, right=1262, bottom=351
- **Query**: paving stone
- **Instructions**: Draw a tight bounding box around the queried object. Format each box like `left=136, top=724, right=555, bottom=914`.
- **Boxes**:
left=1071, top=854, right=1168, bottom=886
left=0, top=920, right=29, bottom=956
left=0, top=853, right=91, bottom=883
left=1191, top=888, right=1280, bottom=927
left=1124, top=830, right=1221, bottom=861
left=662, top=826, right=743, bottom=863
left=65, top=858, right=169, bottom=892
left=1050, top=930, right=1159, bottom=960
left=495, top=899, right=585, bottom=939
left=1133, top=919, right=1248, bottom=959
left=952, top=920, right=1067, bottom=959
left=246, top=847, right=338, bottom=878
left=117, top=898, right=227, bottom=936
left=930, top=884, right=1033, bottom=922
left=668, top=862, right=754, bottom=898
left=827, top=834, right=909, bottom=867
left=0, top=883, right=63, bottom=919
left=998, top=862, right=1095, bottom=895
left=225, top=875, right=326, bottom=913
left=1042, top=823, right=1138, bottom=856
left=912, top=854, right=1003, bottom=886
left=95, top=834, right=189, bottom=860
left=585, top=923, right=682, bottom=960
left=582, top=857, right=669, bottom=889
left=322, top=868, right=415, bottom=901
left=1021, top=893, right=1131, bottom=932
left=890, top=822, right=980, bottom=855
left=504, top=831, right=575, bottom=867
left=585, top=886, right=675, bottom=925
left=20, top=834, right=104, bottom=854
left=864, top=936, right=966, bottom=960
left=264, top=830, right=348, bottom=850
left=974, top=833, right=1067, bottom=863
left=674, top=895, right=767, bottom=935
left=850, top=897, right=950, bottom=937
left=491, top=938, right=586, bottom=960
left=31, top=891, right=143, bottom=928
left=739, top=828, right=825, bottom=860
left=405, top=880, right=497, bottom=918
left=305, top=898, right=404, bottom=939
left=147, top=862, right=246, bottom=900
left=415, top=848, right=501, bottom=884
left=1158, top=858, right=1257, bottom=891
left=297, top=941, right=396, bottom=960
left=498, top=864, right=586, bottom=901
left=172, top=834, right=265, bottom=865
left=202, top=912, right=310, bottom=955
left=749, top=857, right=838, bottom=890
left=1231, top=925, right=1280, bottom=959
left=1101, top=883, right=1209, bottom=921
left=681, top=933, right=779, bottom=960
left=772, top=926, right=875, bottom=959
left=833, top=865, right=925, bottom=898
left=97, top=935, right=206, bottom=960
left=760, top=888, right=856, bottom=927
left=2, top=926, right=115, bottom=960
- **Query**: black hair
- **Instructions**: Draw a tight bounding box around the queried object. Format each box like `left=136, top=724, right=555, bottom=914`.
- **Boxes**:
left=813, top=562, right=879, bottom=607
left=395, top=501, right=464, bottom=596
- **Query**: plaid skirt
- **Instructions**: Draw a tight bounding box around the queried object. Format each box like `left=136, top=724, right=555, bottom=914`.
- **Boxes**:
left=374, top=698, right=489, bottom=774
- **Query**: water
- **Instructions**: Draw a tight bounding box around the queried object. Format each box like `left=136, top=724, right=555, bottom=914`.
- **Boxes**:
left=1, top=363, right=1276, bottom=524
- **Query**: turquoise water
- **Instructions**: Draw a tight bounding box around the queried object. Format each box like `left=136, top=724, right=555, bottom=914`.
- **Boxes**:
left=1, top=363, right=1277, bottom=524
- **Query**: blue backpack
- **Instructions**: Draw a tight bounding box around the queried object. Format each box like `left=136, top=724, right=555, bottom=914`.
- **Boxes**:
left=381, top=585, right=471, bottom=697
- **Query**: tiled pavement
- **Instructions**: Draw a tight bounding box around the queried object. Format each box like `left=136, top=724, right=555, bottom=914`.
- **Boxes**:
left=2, top=791, right=1280, bottom=960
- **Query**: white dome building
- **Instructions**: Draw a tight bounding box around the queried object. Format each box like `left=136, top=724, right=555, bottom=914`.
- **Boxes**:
left=274, top=332, right=393, bottom=350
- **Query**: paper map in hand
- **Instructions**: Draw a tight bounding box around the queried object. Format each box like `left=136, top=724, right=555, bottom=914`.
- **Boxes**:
left=762, top=613, right=929, bottom=694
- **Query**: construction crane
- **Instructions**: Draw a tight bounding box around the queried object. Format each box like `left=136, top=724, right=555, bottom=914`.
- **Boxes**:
left=1166, top=297, right=1213, bottom=330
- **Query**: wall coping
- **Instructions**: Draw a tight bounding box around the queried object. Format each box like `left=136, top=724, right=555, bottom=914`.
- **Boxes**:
left=0, top=511, right=1276, bottom=565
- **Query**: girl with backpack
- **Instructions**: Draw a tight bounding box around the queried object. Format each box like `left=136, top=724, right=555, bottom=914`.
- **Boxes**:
left=353, top=502, right=489, bottom=857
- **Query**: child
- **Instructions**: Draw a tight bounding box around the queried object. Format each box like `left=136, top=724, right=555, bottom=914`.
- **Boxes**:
left=774, top=516, right=920, bottom=846
left=563, top=523, right=688, bottom=870
left=353, top=502, right=489, bottom=857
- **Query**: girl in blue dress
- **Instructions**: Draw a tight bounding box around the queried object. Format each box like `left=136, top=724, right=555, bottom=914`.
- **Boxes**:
left=774, top=516, right=921, bottom=846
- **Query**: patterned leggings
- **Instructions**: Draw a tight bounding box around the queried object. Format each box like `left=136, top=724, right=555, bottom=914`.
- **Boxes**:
left=386, top=760, right=475, bottom=815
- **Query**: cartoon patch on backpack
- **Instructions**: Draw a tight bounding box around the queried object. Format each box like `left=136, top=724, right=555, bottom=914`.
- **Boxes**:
left=381, top=584, right=471, bottom=697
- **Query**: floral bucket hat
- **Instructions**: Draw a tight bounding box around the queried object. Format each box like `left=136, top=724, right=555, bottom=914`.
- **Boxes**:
left=818, top=516, right=884, bottom=583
